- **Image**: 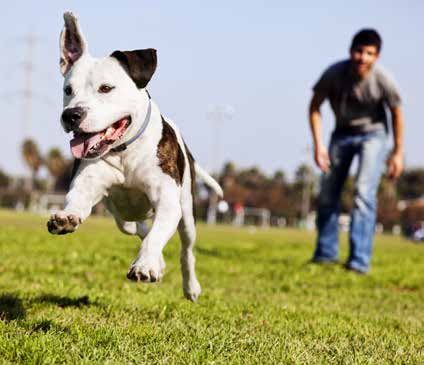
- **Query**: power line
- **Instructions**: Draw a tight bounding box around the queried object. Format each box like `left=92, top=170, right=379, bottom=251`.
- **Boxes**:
left=22, top=33, right=38, bottom=137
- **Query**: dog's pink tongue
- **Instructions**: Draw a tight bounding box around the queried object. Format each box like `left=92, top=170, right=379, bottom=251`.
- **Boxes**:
left=70, top=133, right=103, bottom=159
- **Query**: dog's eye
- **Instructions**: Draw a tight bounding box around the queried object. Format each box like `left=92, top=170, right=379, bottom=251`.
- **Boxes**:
left=64, top=85, right=73, bottom=96
left=98, top=84, right=115, bottom=94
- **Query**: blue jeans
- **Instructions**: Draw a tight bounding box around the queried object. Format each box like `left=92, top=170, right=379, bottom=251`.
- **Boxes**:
left=313, top=130, right=388, bottom=272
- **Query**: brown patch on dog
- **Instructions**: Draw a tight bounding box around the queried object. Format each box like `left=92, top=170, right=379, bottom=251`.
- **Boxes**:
left=157, top=118, right=185, bottom=185
left=184, top=142, right=196, bottom=219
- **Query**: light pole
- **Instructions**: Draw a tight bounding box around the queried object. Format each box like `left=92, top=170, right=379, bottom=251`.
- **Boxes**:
left=205, top=104, right=235, bottom=225
left=206, top=104, right=235, bottom=172
left=300, top=145, right=315, bottom=228
left=22, top=33, right=38, bottom=137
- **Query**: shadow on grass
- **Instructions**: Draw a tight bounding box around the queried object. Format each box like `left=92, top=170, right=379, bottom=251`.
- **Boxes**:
left=26, top=319, right=70, bottom=334
left=34, top=294, right=91, bottom=308
left=0, top=293, right=25, bottom=321
left=32, top=319, right=55, bottom=332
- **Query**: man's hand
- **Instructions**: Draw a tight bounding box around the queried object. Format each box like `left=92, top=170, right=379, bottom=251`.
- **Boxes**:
left=314, top=145, right=331, bottom=173
left=388, top=106, right=404, bottom=180
left=387, top=150, right=403, bottom=180
left=309, top=92, right=330, bottom=173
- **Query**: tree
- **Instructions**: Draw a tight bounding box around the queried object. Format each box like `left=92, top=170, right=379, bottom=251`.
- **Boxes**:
left=377, top=176, right=400, bottom=230
left=0, top=168, right=9, bottom=189
left=21, top=139, right=42, bottom=190
left=294, top=164, right=316, bottom=220
left=272, top=170, right=286, bottom=185
left=220, top=161, right=237, bottom=190
left=397, top=168, right=424, bottom=200
left=237, top=166, right=266, bottom=189
left=53, top=160, right=76, bottom=192
left=221, top=161, right=237, bottom=177
left=45, top=148, right=67, bottom=190
left=265, top=169, right=290, bottom=217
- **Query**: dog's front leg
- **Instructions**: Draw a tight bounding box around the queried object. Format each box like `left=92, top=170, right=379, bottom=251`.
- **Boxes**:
left=47, top=161, right=118, bottom=235
left=127, top=187, right=181, bottom=283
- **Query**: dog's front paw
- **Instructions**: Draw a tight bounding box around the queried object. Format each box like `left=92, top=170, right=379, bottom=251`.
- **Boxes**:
left=127, top=255, right=166, bottom=283
left=47, top=211, right=81, bottom=235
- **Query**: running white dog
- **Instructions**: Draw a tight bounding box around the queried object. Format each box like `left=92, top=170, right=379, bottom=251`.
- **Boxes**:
left=47, top=12, right=223, bottom=301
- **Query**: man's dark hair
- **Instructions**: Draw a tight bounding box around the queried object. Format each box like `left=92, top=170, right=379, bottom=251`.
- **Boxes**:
left=350, top=29, right=382, bottom=53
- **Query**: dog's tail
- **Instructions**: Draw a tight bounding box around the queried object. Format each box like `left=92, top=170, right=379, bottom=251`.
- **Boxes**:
left=194, top=163, right=224, bottom=198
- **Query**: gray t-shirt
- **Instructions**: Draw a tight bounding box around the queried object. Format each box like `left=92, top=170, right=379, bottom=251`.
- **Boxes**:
left=313, top=60, right=401, bottom=134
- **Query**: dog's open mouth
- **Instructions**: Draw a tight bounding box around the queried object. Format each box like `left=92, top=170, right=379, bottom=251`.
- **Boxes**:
left=70, top=117, right=131, bottom=159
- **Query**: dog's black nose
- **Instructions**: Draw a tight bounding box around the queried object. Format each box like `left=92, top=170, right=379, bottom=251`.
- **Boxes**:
left=61, top=107, right=87, bottom=131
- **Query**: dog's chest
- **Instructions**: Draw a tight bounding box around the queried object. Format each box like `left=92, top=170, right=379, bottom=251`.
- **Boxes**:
left=107, top=186, right=152, bottom=221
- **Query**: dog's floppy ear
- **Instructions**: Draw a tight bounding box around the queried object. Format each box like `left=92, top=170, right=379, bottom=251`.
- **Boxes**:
left=59, top=12, right=88, bottom=76
left=110, top=49, right=157, bottom=89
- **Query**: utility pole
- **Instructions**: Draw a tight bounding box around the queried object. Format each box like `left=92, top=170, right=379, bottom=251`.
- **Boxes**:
left=300, top=145, right=313, bottom=224
left=206, top=104, right=235, bottom=172
left=205, top=104, right=235, bottom=225
left=22, top=33, right=37, bottom=137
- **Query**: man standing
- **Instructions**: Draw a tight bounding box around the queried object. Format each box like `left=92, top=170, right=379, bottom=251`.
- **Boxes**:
left=309, top=29, right=404, bottom=273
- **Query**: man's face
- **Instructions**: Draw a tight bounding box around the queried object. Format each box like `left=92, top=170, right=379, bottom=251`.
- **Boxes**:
left=350, top=44, right=379, bottom=78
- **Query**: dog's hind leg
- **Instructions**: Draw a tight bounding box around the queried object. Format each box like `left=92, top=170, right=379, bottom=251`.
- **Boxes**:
left=114, top=217, right=150, bottom=239
left=103, top=198, right=150, bottom=238
left=135, top=221, right=150, bottom=239
left=110, top=211, right=165, bottom=276
left=178, top=198, right=201, bottom=302
left=114, top=218, right=137, bottom=235
left=126, top=185, right=181, bottom=283
left=114, top=217, right=150, bottom=238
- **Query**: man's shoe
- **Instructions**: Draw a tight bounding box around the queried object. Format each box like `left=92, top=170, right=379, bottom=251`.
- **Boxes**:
left=344, top=264, right=367, bottom=275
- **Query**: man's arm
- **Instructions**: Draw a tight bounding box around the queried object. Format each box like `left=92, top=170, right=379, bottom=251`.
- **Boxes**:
left=387, top=106, right=404, bottom=179
left=309, top=92, right=330, bottom=173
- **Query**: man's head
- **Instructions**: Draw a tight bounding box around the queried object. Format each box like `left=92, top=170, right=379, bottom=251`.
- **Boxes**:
left=349, top=29, right=382, bottom=78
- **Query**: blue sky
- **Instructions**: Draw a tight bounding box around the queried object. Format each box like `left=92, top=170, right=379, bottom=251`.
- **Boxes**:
left=1, top=1, right=423, bottom=179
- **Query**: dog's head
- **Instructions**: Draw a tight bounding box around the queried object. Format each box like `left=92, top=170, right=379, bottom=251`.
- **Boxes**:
left=59, top=12, right=157, bottom=159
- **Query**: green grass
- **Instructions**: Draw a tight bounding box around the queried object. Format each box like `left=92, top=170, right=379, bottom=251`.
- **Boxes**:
left=0, top=209, right=423, bottom=364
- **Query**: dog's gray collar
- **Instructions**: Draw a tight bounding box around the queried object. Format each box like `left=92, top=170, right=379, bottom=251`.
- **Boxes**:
left=111, top=100, right=152, bottom=153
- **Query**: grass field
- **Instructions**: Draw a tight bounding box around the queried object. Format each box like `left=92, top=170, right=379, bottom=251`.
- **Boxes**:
left=0, top=209, right=423, bottom=364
